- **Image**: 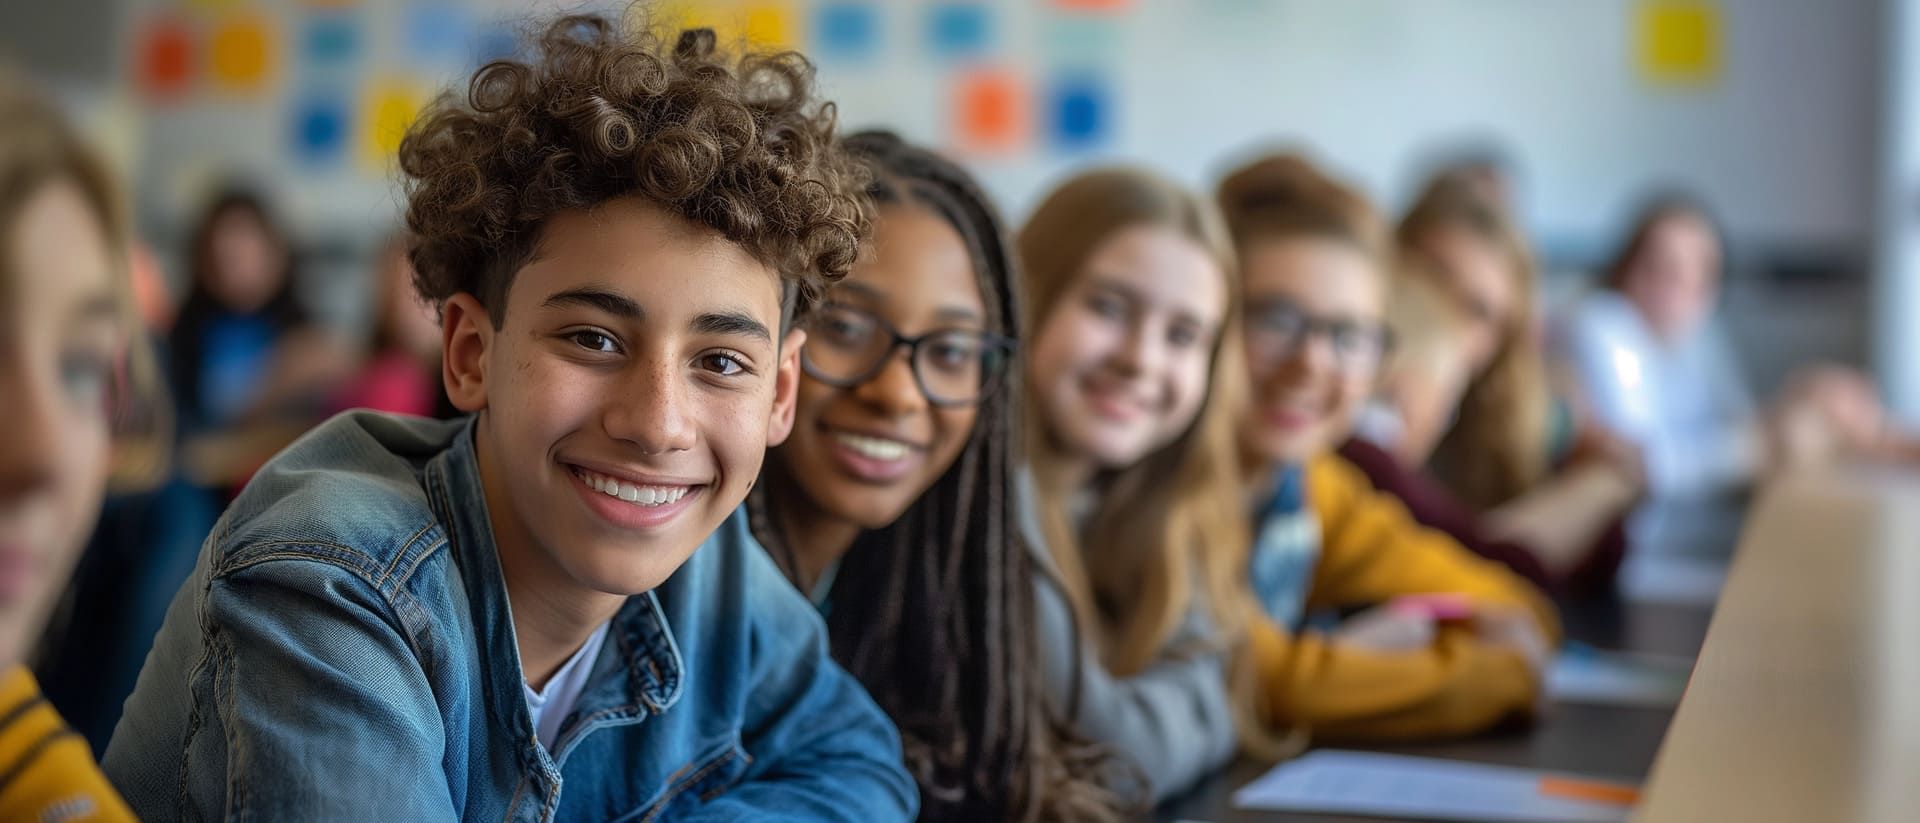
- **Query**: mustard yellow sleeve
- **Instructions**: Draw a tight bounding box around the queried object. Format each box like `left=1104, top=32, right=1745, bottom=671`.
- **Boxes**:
left=1306, top=455, right=1560, bottom=640
left=1245, top=618, right=1537, bottom=741
left=1238, top=456, right=1563, bottom=743
left=0, top=667, right=134, bottom=823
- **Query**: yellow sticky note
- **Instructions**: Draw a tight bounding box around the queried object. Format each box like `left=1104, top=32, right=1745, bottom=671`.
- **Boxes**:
left=207, top=14, right=274, bottom=93
left=653, top=0, right=733, bottom=40
left=742, top=2, right=796, bottom=49
left=1638, top=0, right=1720, bottom=86
left=361, top=78, right=429, bottom=169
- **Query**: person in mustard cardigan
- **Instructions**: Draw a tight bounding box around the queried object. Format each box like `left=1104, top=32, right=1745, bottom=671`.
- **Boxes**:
left=0, top=76, right=157, bottom=822
left=1214, top=152, right=1560, bottom=749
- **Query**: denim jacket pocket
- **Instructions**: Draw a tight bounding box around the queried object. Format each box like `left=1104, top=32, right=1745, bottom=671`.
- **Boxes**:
left=624, top=732, right=752, bottom=823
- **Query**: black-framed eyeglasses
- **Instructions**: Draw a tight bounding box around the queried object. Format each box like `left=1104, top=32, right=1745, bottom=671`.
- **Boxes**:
left=1243, top=296, right=1393, bottom=373
left=801, top=303, right=1016, bottom=407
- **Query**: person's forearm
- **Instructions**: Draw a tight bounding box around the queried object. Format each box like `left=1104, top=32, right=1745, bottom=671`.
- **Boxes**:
left=1482, top=463, right=1637, bottom=577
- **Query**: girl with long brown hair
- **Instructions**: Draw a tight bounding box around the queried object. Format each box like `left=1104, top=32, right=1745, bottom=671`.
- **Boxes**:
left=1390, top=173, right=1643, bottom=588
left=1220, top=152, right=1557, bottom=747
left=1017, top=168, right=1248, bottom=800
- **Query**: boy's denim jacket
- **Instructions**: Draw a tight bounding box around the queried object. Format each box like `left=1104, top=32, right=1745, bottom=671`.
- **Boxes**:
left=103, top=411, right=918, bottom=821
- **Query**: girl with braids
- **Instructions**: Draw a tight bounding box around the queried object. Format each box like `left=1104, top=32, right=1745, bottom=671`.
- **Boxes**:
left=1016, top=168, right=1247, bottom=801
left=752, top=131, right=1132, bottom=821
left=1218, top=152, right=1558, bottom=746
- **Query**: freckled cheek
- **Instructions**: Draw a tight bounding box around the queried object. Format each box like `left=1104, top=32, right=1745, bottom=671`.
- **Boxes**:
left=701, top=391, right=776, bottom=484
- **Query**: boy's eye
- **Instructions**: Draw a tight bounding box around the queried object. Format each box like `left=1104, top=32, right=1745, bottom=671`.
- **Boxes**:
left=700, top=352, right=747, bottom=376
left=567, top=330, right=619, bottom=353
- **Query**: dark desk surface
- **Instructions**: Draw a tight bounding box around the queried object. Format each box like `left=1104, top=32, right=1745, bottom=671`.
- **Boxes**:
left=1155, top=600, right=1714, bottom=823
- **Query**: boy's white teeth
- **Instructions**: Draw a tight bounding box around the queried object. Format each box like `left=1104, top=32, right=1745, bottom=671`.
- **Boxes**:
left=578, top=469, right=690, bottom=507
left=834, top=433, right=910, bottom=461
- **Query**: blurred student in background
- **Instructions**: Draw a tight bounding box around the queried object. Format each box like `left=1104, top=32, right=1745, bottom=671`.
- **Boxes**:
left=1218, top=154, right=1556, bottom=750
left=327, top=233, right=448, bottom=418
left=0, top=73, right=150, bottom=822
left=1555, top=195, right=1886, bottom=503
left=750, top=131, right=1130, bottom=820
left=166, top=188, right=347, bottom=435
left=1017, top=168, right=1246, bottom=801
left=1349, top=174, right=1642, bottom=594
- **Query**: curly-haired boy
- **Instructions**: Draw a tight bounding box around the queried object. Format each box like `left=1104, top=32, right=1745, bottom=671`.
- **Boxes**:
left=104, top=15, right=917, bottom=820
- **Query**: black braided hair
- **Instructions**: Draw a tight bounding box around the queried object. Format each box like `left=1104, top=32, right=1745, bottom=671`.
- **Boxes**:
left=751, top=130, right=1138, bottom=821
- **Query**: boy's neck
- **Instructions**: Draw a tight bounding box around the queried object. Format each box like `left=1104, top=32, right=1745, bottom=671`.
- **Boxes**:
left=771, top=485, right=861, bottom=596
left=472, top=418, right=625, bottom=692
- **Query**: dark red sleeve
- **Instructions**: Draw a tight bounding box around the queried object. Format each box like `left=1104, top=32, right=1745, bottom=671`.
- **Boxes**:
left=1335, top=438, right=1557, bottom=592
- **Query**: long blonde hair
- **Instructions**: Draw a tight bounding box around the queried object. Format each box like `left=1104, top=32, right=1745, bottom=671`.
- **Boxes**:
left=1018, top=168, right=1252, bottom=677
left=0, top=73, right=169, bottom=490
left=1397, top=173, right=1552, bottom=510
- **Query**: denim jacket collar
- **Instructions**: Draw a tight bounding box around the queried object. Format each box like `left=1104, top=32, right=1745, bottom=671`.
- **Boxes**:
left=422, top=419, right=685, bottom=764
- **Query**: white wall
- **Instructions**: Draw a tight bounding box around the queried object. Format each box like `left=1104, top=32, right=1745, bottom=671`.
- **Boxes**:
left=107, top=0, right=1880, bottom=264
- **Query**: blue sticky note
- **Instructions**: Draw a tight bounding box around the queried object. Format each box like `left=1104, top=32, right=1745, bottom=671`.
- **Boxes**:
left=292, top=94, right=349, bottom=168
left=815, top=2, right=879, bottom=60
left=1050, top=74, right=1108, bottom=149
left=406, top=4, right=475, bottom=68
left=302, top=13, right=359, bottom=66
left=472, top=23, right=520, bottom=67
left=928, top=2, right=991, bottom=59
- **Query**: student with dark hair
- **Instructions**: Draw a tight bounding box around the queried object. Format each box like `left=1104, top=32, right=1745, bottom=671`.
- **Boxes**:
left=103, top=15, right=915, bottom=819
left=166, top=188, right=342, bottom=434
left=751, top=130, right=1130, bottom=821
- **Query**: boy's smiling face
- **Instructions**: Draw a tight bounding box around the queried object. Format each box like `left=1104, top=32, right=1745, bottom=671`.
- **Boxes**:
left=444, top=197, right=802, bottom=598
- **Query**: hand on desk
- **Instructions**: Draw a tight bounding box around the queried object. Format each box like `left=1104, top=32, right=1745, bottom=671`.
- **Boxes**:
left=1331, top=604, right=1437, bottom=652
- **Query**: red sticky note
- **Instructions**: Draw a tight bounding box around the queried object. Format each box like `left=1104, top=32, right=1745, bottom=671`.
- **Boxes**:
left=135, top=16, right=195, bottom=101
left=956, top=69, right=1026, bottom=153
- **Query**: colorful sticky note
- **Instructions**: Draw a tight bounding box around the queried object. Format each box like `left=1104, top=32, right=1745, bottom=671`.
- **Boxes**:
left=301, top=13, right=359, bottom=66
left=814, top=2, right=879, bottom=60
left=473, top=24, right=520, bottom=67
left=1051, top=0, right=1131, bottom=11
left=929, top=2, right=992, bottom=60
left=955, top=69, right=1026, bottom=153
left=135, top=16, right=195, bottom=102
left=406, top=4, right=476, bottom=69
left=1049, top=73, right=1108, bottom=150
left=207, top=14, right=275, bottom=94
left=742, top=2, right=796, bottom=49
left=292, top=93, right=349, bottom=167
left=654, top=0, right=731, bottom=40
left=361, top=77, right=429, bottom=169
left=1637, top=0, right=1720, bottom=86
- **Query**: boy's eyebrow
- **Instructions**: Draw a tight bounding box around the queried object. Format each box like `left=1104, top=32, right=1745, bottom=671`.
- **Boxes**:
left=692, top=311, right=771, bottom=344
left=542, top=287, right=643, bottom=318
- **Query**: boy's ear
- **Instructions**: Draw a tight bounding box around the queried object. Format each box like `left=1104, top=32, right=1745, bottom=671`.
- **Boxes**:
left=766, top=327, right=807, bottom=447
left=441, top=293, right=493, bottom=413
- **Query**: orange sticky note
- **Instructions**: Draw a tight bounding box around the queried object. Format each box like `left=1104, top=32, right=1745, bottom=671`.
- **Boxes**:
left=956, top=69, right=1026, bottom=153
left=1053, top=0, right=1131, bottom=11
left=207, top=14, right=275, bottom=94
left=1637, top=0, right=1720, bottom=86
left=1538, top=777, right=1642, bottom=806
left=135, top=16, right=195, bottom=101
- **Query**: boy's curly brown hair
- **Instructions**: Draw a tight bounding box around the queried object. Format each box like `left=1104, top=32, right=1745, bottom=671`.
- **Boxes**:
left=398, top=12, right=870, bottom=328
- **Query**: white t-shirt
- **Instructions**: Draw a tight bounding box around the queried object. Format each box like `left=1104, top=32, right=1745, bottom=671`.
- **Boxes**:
left=523, top=620, right=612, bottom=752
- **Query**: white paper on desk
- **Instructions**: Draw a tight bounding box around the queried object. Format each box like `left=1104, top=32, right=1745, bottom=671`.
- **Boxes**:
left=1545, top=646, right=1693, bottom=708
left=1231, top=750, right=1632, bottom=822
